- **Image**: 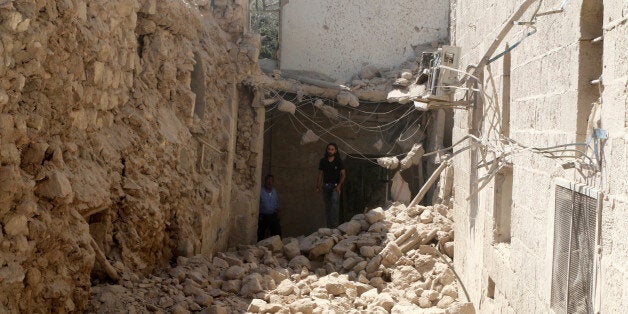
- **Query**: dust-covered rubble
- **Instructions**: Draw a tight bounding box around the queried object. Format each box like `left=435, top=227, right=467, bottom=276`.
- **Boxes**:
left=89, top=203, right=474, bottom=313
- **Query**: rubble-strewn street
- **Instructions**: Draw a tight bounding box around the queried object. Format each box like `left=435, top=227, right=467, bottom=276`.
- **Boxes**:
left=89, top=203, right=473, bottom=313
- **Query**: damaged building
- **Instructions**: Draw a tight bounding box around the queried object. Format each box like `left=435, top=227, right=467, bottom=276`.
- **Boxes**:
left=0, top=0, right=625, bottom=313
left=451, top=0, right=628, bottom=313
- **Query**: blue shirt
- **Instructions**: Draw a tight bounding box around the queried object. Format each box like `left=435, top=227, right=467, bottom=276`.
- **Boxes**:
left=259, top=186, right=279, bottom=214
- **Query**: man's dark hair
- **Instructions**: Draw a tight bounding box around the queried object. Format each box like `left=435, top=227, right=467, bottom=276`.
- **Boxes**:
left=324, top=142, right=340, bottom=158
left=265, top=174, right=274, bottom=180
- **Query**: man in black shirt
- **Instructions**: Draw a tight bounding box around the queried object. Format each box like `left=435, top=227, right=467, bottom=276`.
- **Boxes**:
left=316, top=142, right=346, bottom=228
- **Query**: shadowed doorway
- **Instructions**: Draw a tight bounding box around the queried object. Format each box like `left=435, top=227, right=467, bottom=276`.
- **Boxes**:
left=341, top=155, right=389, bottom=222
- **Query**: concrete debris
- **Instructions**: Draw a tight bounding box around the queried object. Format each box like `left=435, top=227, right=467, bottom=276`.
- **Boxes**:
left=390, top=172, right=411, bottom=203
left=387, top=84, right=426, bottom=104
left=89, top=202, right=468, bottom=313
left=320, top=105, right=340, bottom=120
left=301, top=129, right=320, bottom=145
left=394, top=77, right=412, bottom=87
left=277, top=100, right=297, bottom=114
left=313, top=99, right=325, bottom=109
left=373, top=139, right=384, bottom=152
left=377, top=156, right=400, bottom=169
left=400, top=144, right=425, bottom=170
left=337, top=90, right=360, bottom=107
left=262, top=98, right=280, bottom=106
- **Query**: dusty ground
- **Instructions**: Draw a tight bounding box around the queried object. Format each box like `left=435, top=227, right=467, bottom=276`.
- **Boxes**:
left=89, top=203, right=474, bottom=313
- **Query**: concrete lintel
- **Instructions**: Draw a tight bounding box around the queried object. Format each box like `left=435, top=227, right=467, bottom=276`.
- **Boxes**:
left=554, top=177, right=601, bottom=199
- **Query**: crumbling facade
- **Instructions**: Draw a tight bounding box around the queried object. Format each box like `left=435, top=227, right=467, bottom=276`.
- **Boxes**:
left=451, top=0, right=627, bottom=312
left=0, top=0, right=263, bottom=311
left=256, top=0, right=454, bottom=238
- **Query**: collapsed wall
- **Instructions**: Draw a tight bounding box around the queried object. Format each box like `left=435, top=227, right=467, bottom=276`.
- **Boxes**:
left=88, top=201, right=472, bottom=313
left=0, top=0, right=260, bottom=311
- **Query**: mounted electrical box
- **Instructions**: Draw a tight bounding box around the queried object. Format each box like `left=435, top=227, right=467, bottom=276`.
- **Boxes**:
left=427, top=45, right=461, bottom=101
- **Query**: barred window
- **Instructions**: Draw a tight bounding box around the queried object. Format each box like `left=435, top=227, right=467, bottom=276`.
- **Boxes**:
left=550, top=182, right=600, bottom=314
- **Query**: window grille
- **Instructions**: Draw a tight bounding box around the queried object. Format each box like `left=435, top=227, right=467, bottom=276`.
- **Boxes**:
left=550, top=182, right=600, bottom=314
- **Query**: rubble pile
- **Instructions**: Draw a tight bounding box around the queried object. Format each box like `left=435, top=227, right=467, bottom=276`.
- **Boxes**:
left=89, top=203, right=474, bottom=313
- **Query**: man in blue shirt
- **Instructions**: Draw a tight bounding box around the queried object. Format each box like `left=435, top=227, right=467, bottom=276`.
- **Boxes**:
left=258, top=174, right=282, bottom=241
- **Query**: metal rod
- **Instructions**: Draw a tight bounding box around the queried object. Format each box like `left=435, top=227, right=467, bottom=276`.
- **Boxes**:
left=470, top=0, right=538, bottom=80
left=535, top=9, right=564, bottom=16
left=590, top=79, right=602, bottom=85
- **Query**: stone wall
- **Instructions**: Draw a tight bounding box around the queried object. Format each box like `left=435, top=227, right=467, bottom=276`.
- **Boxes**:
left=0, top=0, right=260, bottom=312
left=598, top=0, right=628, bottom=312
left=451, top=0, right=626, bottom=312
left=279, top=0, right=450, bottom=82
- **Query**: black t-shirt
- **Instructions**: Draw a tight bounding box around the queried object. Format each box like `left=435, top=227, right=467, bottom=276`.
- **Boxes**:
left=319, top=156, right=345, bottom=183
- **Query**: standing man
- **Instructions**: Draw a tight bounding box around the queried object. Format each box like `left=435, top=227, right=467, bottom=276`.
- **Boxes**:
left=316, top=143, right=346, bottom=228
left=258, top=174, right=281, bottom=241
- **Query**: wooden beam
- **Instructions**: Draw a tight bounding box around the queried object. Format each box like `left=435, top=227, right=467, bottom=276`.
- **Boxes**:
left=408, top=161, right=449, bottom=208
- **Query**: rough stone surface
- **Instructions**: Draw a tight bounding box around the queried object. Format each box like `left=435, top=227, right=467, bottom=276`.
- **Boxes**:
left=258, top=235, right=283, bottom=252
left=84, top=202, right=460, bottom=313
left=0, top=0, right=260, bottom=311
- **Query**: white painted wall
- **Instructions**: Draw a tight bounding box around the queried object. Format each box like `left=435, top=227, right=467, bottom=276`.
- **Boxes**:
left=279, top=0, right=449, bottom=82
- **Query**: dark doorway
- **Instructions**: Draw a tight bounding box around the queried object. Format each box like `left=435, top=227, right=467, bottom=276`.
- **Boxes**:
left=341, top=155, right=389, bottom=222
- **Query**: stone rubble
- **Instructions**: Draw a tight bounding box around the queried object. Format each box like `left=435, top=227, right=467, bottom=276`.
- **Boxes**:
left=89, top=202, right=474, bottom=313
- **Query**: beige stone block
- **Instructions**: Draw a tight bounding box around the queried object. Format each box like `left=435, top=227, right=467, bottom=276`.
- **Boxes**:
left=365, top=207, right=385, bottom=224
left=207, top=305, right=228, bottom=314
left=420, top=209, right=433, bottom=223
left=375, top=292, right=395, bottom=312
left=421, top=289, right=439, bottom=302
left=140, top=0, right=157, bottom=14
left=35, top=172, right=73, bottom=201
left=325, top=282, right=346, bottom=296
left=332, top=237, right=356, bottom=255
left=224, top=265, right=245, bottom=280
left=247, top=299, right=266, bottom=313
left=446, top=302, right=475, bottom=314
left=309, top=237, right=334, bottom=257
left=257, top=235, right=282, bottom=252
left=4, top=215, right=28, bottom=237
left=93, top=61, right=105, bottom=83
left=274, top=279, right=294, bottom=296
left=359, top=246, right=375, bottom=258
left=418, top=296, right=431, bottom=308
left=0, top=262, right=25, bottom=284
left=283, top=240, right=300, bottom=260
left=342, top=257, right=358, bottom=270
left=0, top=144, right=20, bottom=165
left=337, top=220, right=362, bottom=236
left=369, top=277, right=385, bottom=290
left=221, top=279, right=240, bottom=293
left=381, top=242, right=402, bottom=267
left=289, top=299, right=315, bottom=314
left=212, top=257, right=229, bottom=269
left=288, top=255, right=310, bottom=270
left=437, top=296, right=455, bottom=309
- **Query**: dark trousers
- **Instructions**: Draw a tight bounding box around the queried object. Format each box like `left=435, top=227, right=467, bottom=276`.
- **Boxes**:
left=257, top=213, right=282, bottom=241
left=322, top=183, right=339, bottom=228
